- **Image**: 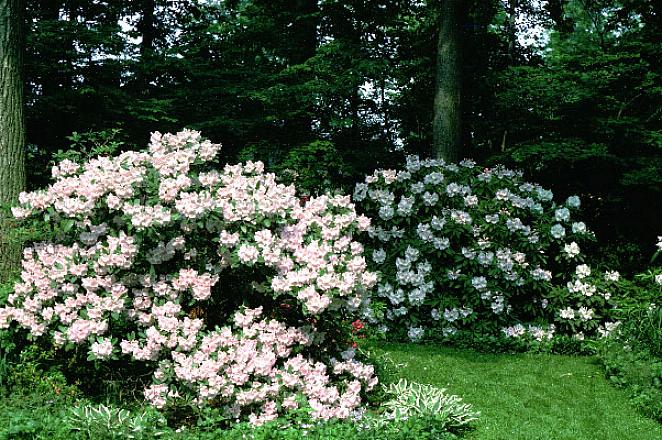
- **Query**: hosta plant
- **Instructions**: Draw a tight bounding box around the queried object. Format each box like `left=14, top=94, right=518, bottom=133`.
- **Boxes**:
left=0, top=130, right=378, bottom=424
left=354, top=155, right=621, bottom=341
left=381, top=379, right=479, bottom=429
left=65, top=404, right=169, bottom=439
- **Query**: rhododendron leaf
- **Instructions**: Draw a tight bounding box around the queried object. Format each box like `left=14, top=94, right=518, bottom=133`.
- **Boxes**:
left=62, top=219, right=75, bottom=232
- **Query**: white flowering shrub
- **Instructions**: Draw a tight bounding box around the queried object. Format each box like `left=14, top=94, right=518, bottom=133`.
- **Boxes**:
left=544, top=266, right=622, bottom=339
left=0, top=130, right=378, bottom=424
left=653, top=236, right=662, bottom=286
left=354, top=155, right=620, bottom=341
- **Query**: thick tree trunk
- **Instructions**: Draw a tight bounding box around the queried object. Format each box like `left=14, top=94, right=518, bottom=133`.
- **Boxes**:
left=138, top=0, right=156, bottom=58
left=288, top=0, right=319, bottom=143
left=433, top=0, right=463, bottom=162
left=291, top=0, right=318, bottom=65
left=0, top=0, right=26, bottom=282
left=545, top=0, right=574, bottom=36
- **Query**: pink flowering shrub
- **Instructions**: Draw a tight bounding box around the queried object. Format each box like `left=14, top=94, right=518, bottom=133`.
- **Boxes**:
left=0, top=129, right=378, bottom=423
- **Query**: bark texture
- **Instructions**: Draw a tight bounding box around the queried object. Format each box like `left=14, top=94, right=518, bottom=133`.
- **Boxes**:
left=0, top=0, right=26, bottom=282
left=433, top=0, right=463, bottom=162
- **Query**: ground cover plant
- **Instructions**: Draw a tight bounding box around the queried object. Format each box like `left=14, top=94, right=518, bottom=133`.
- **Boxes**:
left=355, top=156, right=623, bottom=343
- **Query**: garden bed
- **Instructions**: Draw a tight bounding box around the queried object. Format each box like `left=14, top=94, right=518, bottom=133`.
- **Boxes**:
left=2, top=343, right=660, bottom=439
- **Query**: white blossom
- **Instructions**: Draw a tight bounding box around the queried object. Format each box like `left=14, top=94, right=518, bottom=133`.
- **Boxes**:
left=572, top=222, right=587, bottom=234
left=564, top=242, right=581, bottom=258
left=407, top=326, right=424, bottom=341
left=550, top=224, right=566, bottom=239
left=372, top=248, right=387, bottom=264
left=566, top=195, right=581, bottom=208
left=559, top=307, right=575, bottom=319
left=575, top=264, right=591, bottom=279
left=555, top=207, right=571, bottom=222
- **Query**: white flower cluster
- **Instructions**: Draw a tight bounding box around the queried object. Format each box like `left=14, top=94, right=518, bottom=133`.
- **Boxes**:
left=501, top=324, right=555, bottom=341
left=551, top=264, right=621, bottom=335
left=355, top=155, right=603, bottom=341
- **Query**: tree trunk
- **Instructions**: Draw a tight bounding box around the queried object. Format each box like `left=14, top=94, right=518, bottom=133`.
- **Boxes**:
left=0, top=0, right=26, bottom=282
left=138, top=0, right=156, bottom=58
left=433, top=0, right=463, bottom=162
left=137, top=0, right=156, bottom=92
left=506, top=0, right=518, bottom=60
left=288, top=0, right=319, bottom=144
left=545, top=0, right=574, bottom=36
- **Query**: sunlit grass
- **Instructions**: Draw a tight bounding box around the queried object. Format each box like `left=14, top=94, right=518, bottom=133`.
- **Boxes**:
left=371, top=343, right=662, bottom=440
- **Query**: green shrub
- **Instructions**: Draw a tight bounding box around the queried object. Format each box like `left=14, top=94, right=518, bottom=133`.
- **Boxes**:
left=276, top=140, right=350, bottom=196
left=1, top=130, right=379, bottom=424
left=598, top=335, right=662, bottom=422
left=597, top=273, right=662, bottom=423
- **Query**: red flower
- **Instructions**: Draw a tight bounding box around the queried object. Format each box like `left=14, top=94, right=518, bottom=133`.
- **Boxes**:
left=352, top=319, right=364, bottom=331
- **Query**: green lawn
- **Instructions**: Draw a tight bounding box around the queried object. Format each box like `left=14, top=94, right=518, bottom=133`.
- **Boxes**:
left=372, top=343, right=662, bottom=440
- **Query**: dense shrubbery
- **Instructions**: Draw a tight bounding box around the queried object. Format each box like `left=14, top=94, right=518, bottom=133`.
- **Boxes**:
left=354, top=155, right=624, bottom=343
left=7, top=132, right=659, bottom=431
left=598, top=305, right=662, bottom=422
left=0, top=130, right=380, bottom=424
left=597, top=240, right=662, bottom=421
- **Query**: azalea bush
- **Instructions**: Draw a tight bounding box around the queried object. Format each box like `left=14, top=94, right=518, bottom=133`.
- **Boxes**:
left=354, top=155, right=622, bottom=342
left=0, top=130, right=379, bottom=424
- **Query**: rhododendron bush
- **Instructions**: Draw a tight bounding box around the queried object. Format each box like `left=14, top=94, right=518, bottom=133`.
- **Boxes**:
left=354, top=155, right=622, bottom=342
left=0, top=130, right=378, bottom=424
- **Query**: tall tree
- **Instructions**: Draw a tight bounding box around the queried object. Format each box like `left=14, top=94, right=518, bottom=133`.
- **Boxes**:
left=433, top=0, right=463, bottom=161
left=544, top=0, right=574, bottom=36
left=505, top=0, right=518, bottom=60
left=0, top=0, right=26, bottom=281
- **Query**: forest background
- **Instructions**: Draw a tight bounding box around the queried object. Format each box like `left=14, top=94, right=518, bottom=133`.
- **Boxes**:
left=1, top=0, right=661, bottom=279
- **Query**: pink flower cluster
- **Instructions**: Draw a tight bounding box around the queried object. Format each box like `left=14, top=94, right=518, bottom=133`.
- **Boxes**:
left=1, top=130, right=377, bottom=423
left=146, top=307, right=377, bottom=425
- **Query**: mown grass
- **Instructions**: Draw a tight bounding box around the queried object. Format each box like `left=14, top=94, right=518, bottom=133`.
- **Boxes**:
left=372, top=342, right=662, bottom=440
